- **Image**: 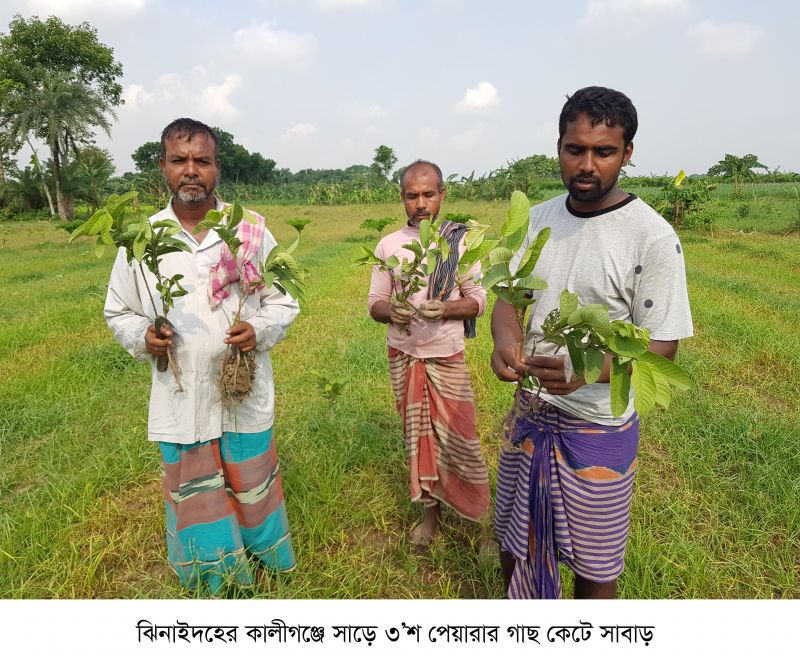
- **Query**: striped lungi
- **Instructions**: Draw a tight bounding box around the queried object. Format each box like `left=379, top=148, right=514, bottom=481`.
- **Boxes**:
left=495, top=395, right=639, bottom=599
left=388, top=347, right=489, bottom=521
left=159, top=428, right=295, bottom=593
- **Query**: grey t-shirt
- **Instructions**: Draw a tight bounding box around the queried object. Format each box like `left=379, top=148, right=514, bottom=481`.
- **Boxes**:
left=510, top=193, right=694, bottom=425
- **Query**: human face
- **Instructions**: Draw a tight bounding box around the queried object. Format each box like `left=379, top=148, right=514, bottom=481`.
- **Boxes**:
left=401, top=165, right=445, bottom=225
left=160, top=132, right=220, bottom=206
left=558, top=113, right=633, bottom=212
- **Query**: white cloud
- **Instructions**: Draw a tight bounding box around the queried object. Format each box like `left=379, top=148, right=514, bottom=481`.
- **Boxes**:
left=233, top=21, right=318, bottom=71
left=123, top=84, right=153, bottom=109
left=199, top=74, right=243, bottom=122
left=25, top=0, right=147, bottom=18
left=580, top=0, right=690, bottom=26
left=417, top=127, right=441, bottom=144
left=454, top=81, right=501, bottom=113
left=449, top=123, right=485, bottom=149
left=120, top=71, right=243, bottom=123
left=686, top=20, right=766, bottom=58
left=280, top=123, right=318, bottom=140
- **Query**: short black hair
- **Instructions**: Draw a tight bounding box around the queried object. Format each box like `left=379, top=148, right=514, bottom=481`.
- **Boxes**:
left=558, top=86, right=638, bottom=145
left=160, top=118, right=218, bottom=158
left=400, top=159, right=444, bottom=192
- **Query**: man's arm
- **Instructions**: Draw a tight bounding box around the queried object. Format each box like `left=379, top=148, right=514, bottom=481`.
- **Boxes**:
left=524, top=339, right=679, bottom=395
left=489, top=299, right=528, bottom=381
left=104, top=248, right=156, bottom=362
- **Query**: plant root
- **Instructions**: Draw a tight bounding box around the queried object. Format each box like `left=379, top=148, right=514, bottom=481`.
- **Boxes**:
left=166, top=344, right=184, bottom=393
left=220, top=348, right=257, bottom=406
left=501, top=384, right=541, bottom=452
left=154, top=315, right=183, bottom=392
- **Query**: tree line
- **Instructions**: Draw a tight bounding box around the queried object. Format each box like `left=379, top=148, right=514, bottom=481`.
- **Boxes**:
left=1, top=14, right=798, bottom=221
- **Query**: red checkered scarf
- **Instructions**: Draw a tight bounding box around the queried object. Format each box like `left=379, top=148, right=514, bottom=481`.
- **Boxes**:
left=208, top=208, right=266, bottom=309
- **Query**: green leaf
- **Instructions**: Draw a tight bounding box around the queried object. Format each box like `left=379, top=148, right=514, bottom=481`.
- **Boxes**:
left=568, top=304, right=612, bottom=336
left=401, top=241, right=424, bottom=260
left=514, top=226, right=551, bottom=278
left=560, top=290, right=579, bottom=319
left=609, top=356, right=631, bottom=417
left=285, top=231, right=301, bottom=255
left=419, top=218, right=430, bottom=247
left=565, top=330, right=586, bottom=377
left=499, top=190, right=530, bottom=253
left=488, top=246, right=513, bottom=265
left=106, top=190, right=138, bottom=219
left=606, top=332, right=649, bottom=358
left=94, top=237, right=107, bottom=259
left=493, top=286, right=514, bottom=305
left=229, top=202, right=244, bottom=228
left=152, top=220, right=180, bottom=231
left=637, top=351, right=691, bottom=391
left=465, top=225, right=488, bottom=251
left=438, top=236, right=449, bottom=263
left=651, top=367, right=672, bottom=408
left=458, top=238, right=499, bottom=276
left=512, top=291, right=537, bottom=308
left=583, top=346, right=605, bottom=384
left=631, top=361, right=657, bottom=415
left=132, top=234, right=146, bottom=262
left=517, top=274, right=548, bottom=291
left=482, top=263, right=511, bottom=291
left=384, top=255, right=400, bottom=270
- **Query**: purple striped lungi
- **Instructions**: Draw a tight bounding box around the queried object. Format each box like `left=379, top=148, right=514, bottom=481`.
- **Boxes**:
left=494, top=395, right=639, bottom=599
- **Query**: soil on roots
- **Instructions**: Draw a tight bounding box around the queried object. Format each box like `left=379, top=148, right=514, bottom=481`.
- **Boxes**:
left=220, top=348, right=257, bottom=405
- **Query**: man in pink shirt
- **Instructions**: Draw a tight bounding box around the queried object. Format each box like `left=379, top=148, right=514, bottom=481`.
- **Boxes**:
left=368, top=160, right=490, bottom=546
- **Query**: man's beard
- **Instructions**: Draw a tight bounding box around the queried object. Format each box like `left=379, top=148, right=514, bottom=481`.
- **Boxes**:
left=566, top=175, right=617, bottom=203
left=173, top=176, right=218, bottom=204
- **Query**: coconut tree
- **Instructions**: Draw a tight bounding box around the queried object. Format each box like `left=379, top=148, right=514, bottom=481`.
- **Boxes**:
left=4, top=67, right=115, bottom=220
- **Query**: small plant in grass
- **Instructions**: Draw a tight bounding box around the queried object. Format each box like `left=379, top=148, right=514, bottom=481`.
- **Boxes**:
left=68, top=190, right=190, bottom=390
left=195, top=203, right=307, bottom=405
left=460, top=190, right=691, bottom=431
left=359, top=216, right=396, bottom=235
left=310, top=370, right=348, bottom=420
left=352, top=216, right=451, bottom=334
left=286, top=218, right=311, bottom=234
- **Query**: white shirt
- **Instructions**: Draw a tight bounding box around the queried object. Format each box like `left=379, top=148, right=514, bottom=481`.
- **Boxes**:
left=103, top=199, right=299, bottom=444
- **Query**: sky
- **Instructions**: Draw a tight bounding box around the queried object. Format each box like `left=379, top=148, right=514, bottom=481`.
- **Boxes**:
left=2, top=0, right=799, bottom=178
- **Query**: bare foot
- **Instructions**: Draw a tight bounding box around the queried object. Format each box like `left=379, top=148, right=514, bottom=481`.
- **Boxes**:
left=410, top=504, right=441, bottom=547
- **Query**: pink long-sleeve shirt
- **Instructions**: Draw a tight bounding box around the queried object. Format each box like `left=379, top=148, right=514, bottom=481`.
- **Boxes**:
left=367, top=225, right=487, bottom=358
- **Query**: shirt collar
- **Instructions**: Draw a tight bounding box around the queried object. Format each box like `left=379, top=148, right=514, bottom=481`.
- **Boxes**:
left=164, top=197, right=227, bottom=250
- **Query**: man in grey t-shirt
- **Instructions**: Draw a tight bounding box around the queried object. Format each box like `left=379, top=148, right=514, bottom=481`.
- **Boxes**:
left=491, top=86, right=693, bottom=599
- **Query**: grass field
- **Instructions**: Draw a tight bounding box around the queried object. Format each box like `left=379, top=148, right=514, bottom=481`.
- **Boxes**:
left=0, top=192, right=798, bottom=598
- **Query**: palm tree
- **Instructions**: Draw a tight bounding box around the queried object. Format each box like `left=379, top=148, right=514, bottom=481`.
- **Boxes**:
left=5, top=68, right=115, bottom=220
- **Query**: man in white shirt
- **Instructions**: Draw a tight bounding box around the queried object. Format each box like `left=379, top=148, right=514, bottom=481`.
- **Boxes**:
left=104, top=118, right=299, bottom=592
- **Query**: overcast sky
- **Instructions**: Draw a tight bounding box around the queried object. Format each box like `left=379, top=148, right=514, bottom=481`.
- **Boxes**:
left=2, top=0, right=798, bottom=178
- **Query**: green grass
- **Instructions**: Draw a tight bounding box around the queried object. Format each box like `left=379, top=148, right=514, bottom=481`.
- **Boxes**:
left=0, top=195, right=798, bottom=598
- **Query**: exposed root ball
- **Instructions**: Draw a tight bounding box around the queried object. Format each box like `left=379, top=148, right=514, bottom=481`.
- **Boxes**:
left=154, top=315, right=183, bottom=392
left=220, top=349, right=256, bottom=405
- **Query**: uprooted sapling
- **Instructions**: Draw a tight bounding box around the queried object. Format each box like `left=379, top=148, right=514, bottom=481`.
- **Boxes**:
left=69, top=190, right=190, bottom=390
left=195, top=203, right=307, bottom=405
